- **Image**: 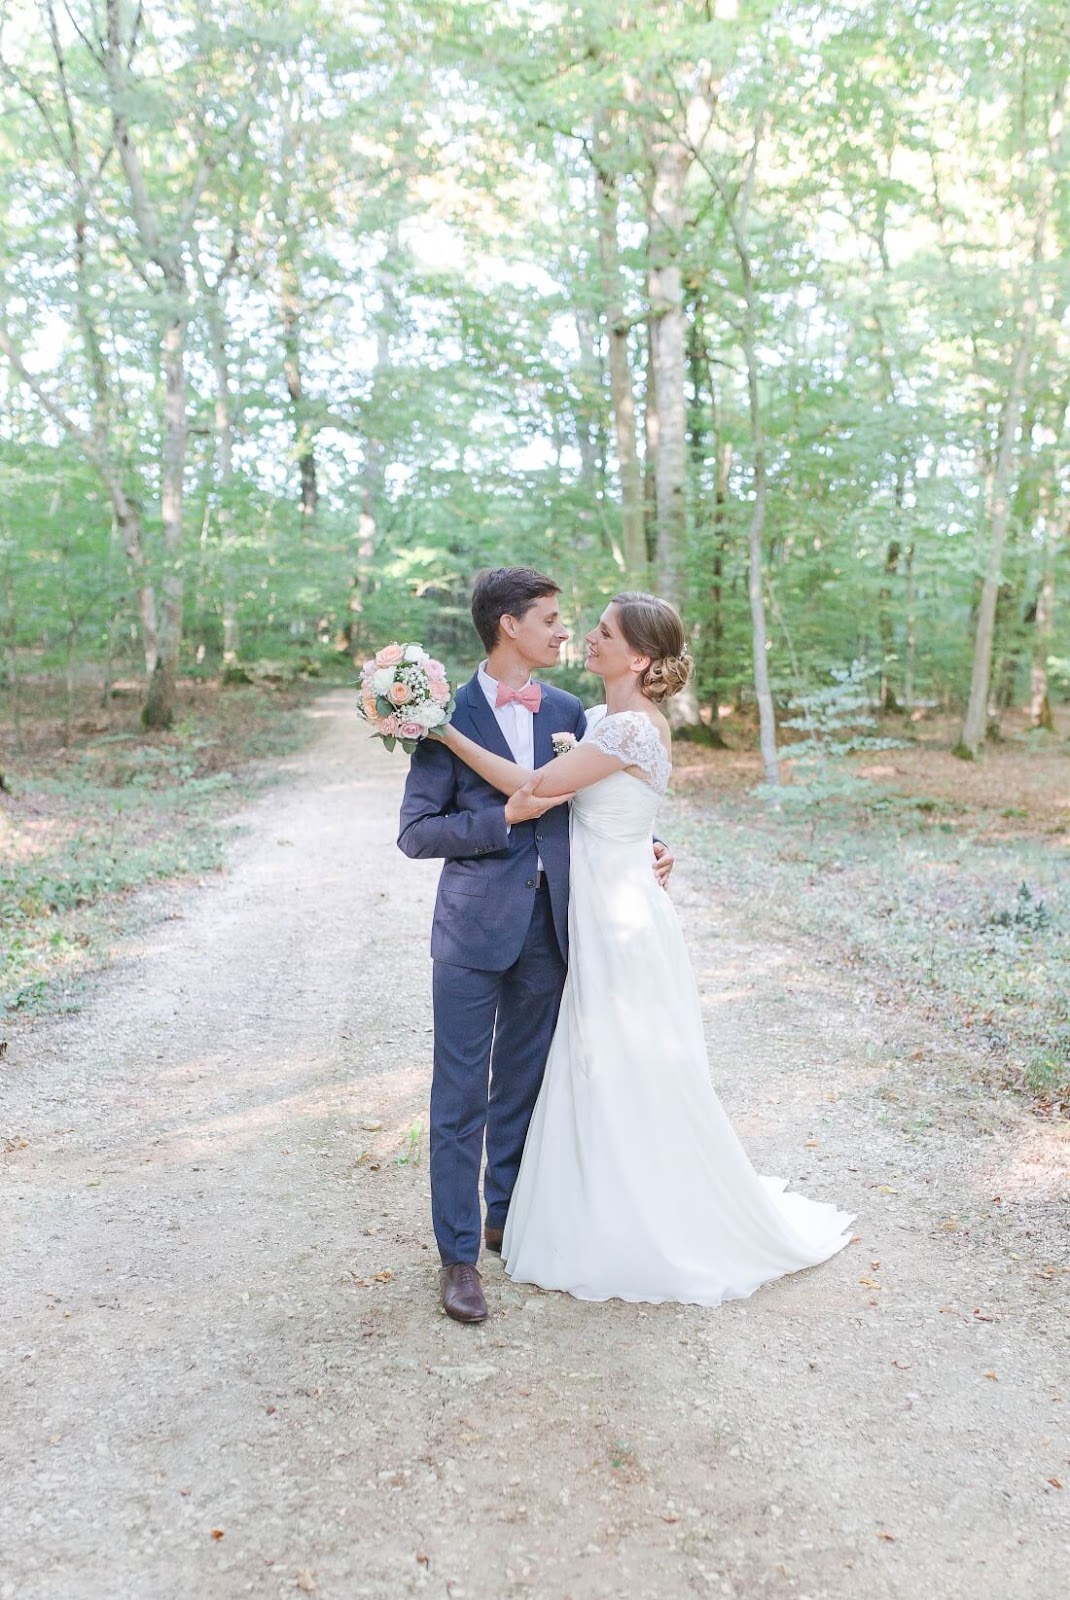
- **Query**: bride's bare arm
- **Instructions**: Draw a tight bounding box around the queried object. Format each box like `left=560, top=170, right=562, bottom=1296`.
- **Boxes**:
left=437, top=724, right=621, bottom=798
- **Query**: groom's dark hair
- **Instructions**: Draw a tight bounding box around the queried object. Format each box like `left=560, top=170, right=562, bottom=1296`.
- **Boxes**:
left=471, top=567, right=561, bottom=652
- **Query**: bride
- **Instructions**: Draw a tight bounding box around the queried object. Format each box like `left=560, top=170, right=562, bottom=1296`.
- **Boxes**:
left=436, top=591, right=853, bottom=1306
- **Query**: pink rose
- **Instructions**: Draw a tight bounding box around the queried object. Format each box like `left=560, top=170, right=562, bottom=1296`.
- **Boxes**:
left=362, top=694, right=378, bottom=720
left=429, top=678, right=450, bottom=705
left=378, top=713, right=401, bottom=736
left=388, top=681, right=413, bottom=705
left=375, top=643, right=404, bottom=667
left=425, top=659, right=446, bottom=679
left=397, top=719, right=424, bottom=740
left=362, top=659, right=376, bottom=673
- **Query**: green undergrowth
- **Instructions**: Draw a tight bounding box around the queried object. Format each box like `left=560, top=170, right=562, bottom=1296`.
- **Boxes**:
left=677, top=781, right=1070, bottom=1107
left=1, top=681, right=317, bottom=1025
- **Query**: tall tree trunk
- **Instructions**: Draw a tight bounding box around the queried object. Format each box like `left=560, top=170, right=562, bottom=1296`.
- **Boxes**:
left=1030, top=499, right=1063, bottom=731
left=594, top=120, right=645, bottom=578
left=648, top=144, right=689, bottom=608
left=280, top=256, right=318, bottom=519
left=647, top=120, right=706, bottom=732
left=958, top=81, right=1065, bottom=758
left=347, top=242, right=398, bottom=654
left=904, top=542, right=917, bottom=709
left=878, top=539, right=902, bottom=713
left=700, top=115, right=779, bottom=782
left=687, top=302, right=725, bottom=746
left=573, top=305, right=604, bottom=500
left=143, top=299, right=189, bottom=728
left=643, top=323, right=659, bottom=567
left=203, top=272, right=239, bottom=665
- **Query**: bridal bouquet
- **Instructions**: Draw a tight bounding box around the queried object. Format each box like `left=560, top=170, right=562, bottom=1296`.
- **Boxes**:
left=358, top=643, right=454, bottom=753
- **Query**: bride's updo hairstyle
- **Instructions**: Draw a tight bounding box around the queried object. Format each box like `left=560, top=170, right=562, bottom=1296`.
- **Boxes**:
left=611, top=592, right=693, bottom=703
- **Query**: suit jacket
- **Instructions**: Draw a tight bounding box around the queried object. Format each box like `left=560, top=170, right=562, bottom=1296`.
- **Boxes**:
left=397, top=673, right=587, bottom=971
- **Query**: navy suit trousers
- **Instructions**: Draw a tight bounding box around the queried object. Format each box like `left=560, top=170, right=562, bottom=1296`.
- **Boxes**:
left=430, top=887, right=566, bottom=1265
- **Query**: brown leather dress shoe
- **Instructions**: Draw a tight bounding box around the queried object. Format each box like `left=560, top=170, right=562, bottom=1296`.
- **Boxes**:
left=484, top=1224, right=504, bottom=1255
left=439, top=1263, right=488, bottom=1323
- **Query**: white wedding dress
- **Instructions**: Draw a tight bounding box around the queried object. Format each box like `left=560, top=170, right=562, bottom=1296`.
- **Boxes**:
left=501, top=706, right=854, bottom=1305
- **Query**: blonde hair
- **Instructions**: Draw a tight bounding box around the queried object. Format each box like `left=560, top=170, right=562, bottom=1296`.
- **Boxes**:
left=611, top=592, right=693, bottom=703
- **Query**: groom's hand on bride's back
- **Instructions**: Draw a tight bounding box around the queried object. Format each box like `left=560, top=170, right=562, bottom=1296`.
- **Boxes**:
left=653, top=840, right=674, bottom=888
left=504, top=779, right=574, bottom=826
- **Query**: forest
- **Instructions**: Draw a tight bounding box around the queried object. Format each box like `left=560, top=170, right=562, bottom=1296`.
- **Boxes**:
left=1, top=0, right=1068, bottom=764
left=1, top=3, right=1068, bottom=1095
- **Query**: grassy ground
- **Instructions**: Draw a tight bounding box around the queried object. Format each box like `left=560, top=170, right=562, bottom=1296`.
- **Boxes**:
left=0, top=675, right=320, bottom=1026
left=673, top=707, right=1070, bottom=1110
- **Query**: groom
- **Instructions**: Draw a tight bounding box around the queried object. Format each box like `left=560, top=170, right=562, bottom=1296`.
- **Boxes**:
left=398, top=568, right=672, bottom=1323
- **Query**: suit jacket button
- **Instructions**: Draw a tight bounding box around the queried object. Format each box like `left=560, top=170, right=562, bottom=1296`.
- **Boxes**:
left=535, top=833, right=543, bottom=843
left=525, top=877, right=535, bottom=888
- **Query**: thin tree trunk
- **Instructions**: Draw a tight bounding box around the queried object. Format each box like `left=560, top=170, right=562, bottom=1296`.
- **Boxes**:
left=643, top=323, right=659, bottom=566
left=573, top=304, right=604, bottom=499
left=958, top=81, right=1065, bottom=757
left=594, top=121, right=645, bottom=577
left=280, top=259, right=318, bottom=520
left=648, top=127, right=705, bottom=732
left=1030, top=501, right=1063, bottom=730
left=204, top=280, right=239, bottom=665
left=143, top=300, right=188, bottom=728
left=879, top=539, right=902, bottom=713
left=345, top=243, right=397, bottom=655
left=904, top=543, right=917, bottom=709
left=648, top=144, right=689, bottom=607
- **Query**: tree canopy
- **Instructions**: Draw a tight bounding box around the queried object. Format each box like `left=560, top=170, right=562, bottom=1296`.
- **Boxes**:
left=2, top=0, right=1068, bottom=758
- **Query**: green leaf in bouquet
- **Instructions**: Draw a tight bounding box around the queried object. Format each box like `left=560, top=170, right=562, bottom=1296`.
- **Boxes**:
left=376, top=696, right=395, bottom=717
left=381, top=734, right=397, bottom=752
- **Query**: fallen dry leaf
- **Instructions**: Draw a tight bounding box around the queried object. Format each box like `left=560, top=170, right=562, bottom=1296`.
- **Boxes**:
left=372, top=1270, right=393, bottom=1283
left=1048, top=1478, right=1063, bottom=1489
left=295, top=1571, right=317, bottom=1593
left=983, top=1370, right=998, bottom=1381
left=415, top=1553, right=430, bottom=1568
left=210, top=1529, right=224, bottom=1541
left=877, top=1530, right=896, bottom=1542
left=804, top=1139, right=820, bottom=1148
left=859, top=1276, right=882, bottom=1290
left=892, top=1360, right=912, bottom=1370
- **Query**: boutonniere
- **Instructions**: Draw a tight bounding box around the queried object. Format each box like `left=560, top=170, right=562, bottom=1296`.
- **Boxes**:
left=551, top=732, right=577, bottom=756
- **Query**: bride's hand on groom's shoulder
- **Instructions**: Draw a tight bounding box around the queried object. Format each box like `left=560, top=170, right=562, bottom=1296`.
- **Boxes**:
left=505, top=778, right=573, bottom=826
left=653, top=840, right=674, bottom=888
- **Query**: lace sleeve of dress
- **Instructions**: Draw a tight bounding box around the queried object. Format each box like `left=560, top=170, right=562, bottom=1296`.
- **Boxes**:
left=589, top=711, right=669, bottom=788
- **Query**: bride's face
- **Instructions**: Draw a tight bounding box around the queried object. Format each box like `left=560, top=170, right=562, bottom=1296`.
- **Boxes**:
left=584, top=605, right=648, bottom=682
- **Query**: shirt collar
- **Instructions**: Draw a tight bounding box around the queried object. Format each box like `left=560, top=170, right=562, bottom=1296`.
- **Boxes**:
left=478, top=660, right=534, bottom=704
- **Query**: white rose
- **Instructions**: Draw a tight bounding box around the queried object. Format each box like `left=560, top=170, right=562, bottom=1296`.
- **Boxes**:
left=413, top=701, right=447, bottom=728
left=403, top=644, right=429, bottom=664
left=372, top=667, right=395, bottom=695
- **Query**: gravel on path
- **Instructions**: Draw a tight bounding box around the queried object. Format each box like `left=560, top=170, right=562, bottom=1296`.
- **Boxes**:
left=2, top=689, right=1068, bottom=1600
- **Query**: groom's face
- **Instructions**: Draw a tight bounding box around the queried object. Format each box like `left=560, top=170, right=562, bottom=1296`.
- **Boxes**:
left=504, top=595, right=570, bottom=670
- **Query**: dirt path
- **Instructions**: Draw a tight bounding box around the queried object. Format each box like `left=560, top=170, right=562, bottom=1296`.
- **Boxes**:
left=2, top=690, right=1068, bottom=1600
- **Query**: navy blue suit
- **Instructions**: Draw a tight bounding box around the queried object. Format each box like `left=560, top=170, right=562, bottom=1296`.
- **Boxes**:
left=398, top=674, right=587, bottom=1264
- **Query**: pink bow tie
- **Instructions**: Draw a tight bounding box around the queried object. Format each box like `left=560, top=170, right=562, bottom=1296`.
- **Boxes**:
left=495, top=681, right=542, bottom=713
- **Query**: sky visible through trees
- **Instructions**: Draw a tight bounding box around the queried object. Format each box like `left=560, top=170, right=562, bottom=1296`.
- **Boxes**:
left=1, top=0, right=1067, bottom=763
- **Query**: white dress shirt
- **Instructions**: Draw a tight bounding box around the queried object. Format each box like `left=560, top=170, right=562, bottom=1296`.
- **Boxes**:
left=477, top=661, right=541, bottom=866
left=477, top=660, right=535, bottom=767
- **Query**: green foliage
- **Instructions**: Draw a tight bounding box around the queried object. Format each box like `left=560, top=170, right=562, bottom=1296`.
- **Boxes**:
left=0, top=0, right=1067, bottom=721
left=0, top=684, right=314, bottom=1022
left=678, top=791, right=1070, bottom=1101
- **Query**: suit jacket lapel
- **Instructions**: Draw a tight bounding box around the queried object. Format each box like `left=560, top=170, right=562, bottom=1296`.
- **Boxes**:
left=532, top=684, right=553, bottom=769
left=458, top=673, right=516, bottom=763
